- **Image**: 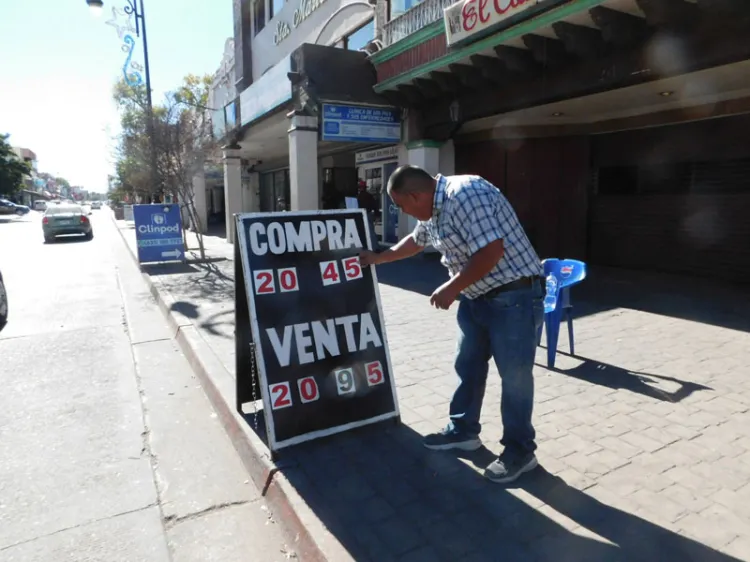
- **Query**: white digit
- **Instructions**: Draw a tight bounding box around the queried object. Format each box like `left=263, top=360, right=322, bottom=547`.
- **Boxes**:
left=334, top=368, right=356, bottom=395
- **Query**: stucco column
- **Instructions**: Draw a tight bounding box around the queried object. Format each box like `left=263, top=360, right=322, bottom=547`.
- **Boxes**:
left=288, top=113, right=319, bottom=211
left=397, top=140, right=443, bottom=239
left=439, top=139, right=455, bottom=176
left=191, top=162, right=208, bottom=234
left=223, top=148, right=243, bottom=244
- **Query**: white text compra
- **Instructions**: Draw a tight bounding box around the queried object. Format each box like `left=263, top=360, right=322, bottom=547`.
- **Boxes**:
left=249, top=219, right=362, bottom=256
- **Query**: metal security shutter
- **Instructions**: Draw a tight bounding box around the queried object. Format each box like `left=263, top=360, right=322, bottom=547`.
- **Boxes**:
left=590, top=158, right=750, bottom=283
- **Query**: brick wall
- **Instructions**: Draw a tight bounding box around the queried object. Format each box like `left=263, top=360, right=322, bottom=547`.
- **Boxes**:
left=375, top=35, right=448, bottom=83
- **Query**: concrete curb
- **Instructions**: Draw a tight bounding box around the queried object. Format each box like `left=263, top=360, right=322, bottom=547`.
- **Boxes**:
left=112, top=215, right=351, bottom=562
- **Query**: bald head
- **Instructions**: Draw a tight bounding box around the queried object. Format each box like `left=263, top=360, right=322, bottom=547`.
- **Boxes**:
left=386, top=165, right=435, bottom=196
left=386, top=165, right=437, bottom=221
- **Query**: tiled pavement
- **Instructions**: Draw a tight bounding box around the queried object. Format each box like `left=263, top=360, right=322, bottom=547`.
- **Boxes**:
left=115, top=219, right=750, bottom=561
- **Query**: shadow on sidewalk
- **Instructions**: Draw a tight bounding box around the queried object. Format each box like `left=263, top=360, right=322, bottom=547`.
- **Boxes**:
left=376, top=257, right=750, bottom=333
left=376, top=254, right=447, bottom=297
left=198, top=308, right=234, bottom=339
left=271, top=423, right=742, bottom=562
left=142, top=262, right=201, bottom=275
left=539, top=352, right=712, bottom=403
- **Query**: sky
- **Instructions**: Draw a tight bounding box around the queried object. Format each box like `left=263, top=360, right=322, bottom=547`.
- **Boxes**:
left=0, top=0, right=233, bottom=193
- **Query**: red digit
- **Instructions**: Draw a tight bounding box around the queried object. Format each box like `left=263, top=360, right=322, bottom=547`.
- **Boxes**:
left=279, top=268, right=298, bottom=292
left=343, top=257, right=362, bottom=280
left=254, top=270, right=275, bottom=294
left=270, top=382, right=292, bottom=409
left=320, top=261, right=340, bottom=285
left=298, top=377, right=319, bottom=403
left=365, top=361, right=384, bottom=386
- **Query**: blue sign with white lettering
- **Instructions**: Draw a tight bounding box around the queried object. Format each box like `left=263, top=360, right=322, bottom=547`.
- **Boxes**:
left=133, top=204, right=184, bottom=263
left=321, top=104, right=401, bottom=143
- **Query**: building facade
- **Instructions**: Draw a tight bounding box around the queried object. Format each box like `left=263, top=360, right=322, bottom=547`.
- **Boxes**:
left=368, top=0, right=750, bottom=282
left=217, top=0, right=416, bottom=243
left=216, top=0, right=750, bottom=282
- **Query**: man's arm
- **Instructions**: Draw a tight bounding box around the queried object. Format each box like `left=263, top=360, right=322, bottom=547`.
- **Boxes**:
left=429, top=181, right=508, bottom=309
left=447, top=240, right=504, bottom=292
left=360, top=235, right=423, bottom=267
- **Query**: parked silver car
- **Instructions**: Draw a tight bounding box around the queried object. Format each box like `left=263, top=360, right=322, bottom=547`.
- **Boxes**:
left=0, top=270, right=7, bottom=333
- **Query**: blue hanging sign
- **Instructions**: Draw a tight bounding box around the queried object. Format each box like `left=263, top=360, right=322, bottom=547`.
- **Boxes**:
left=321, top=104, right=401, bottom=143
left=133, top=204, right=185, bottom=263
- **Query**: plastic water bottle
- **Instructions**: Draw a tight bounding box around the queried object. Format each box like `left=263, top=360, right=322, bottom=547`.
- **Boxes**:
left=544, top=274, right=558, bottom=313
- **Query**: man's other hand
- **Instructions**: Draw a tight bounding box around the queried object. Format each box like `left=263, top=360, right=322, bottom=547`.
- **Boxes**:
left=430, top=281, right=460, bottom=310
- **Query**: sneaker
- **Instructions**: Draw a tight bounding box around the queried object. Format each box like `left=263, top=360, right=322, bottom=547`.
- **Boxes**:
left=423, top=426, right=482, bottom=451
left=484, top=452, right=538, bottom=484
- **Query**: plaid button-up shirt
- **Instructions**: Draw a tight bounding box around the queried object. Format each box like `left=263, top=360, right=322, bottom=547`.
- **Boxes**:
left=412, top=174, right=543, bottom=299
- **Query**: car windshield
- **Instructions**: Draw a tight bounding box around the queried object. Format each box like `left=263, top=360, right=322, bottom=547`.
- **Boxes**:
left=45, top=205, right=82, bottom=215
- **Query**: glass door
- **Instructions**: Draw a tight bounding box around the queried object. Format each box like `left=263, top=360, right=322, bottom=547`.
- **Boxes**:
left=382, top=161, right=399, bottom=244
left=363, top=166, right=383, bottom=239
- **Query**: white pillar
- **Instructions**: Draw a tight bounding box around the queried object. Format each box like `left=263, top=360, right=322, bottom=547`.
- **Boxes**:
left=223, top=148, right=243, bottom=244
left=407, top=140, right=441, bottom=174
left=288, top=113, right=319, bottom=211
left=191, top=164, right=208, bottom=234
left=396, top=140, right=443, bottom=239
left=439, top=139, right=455, bottom=176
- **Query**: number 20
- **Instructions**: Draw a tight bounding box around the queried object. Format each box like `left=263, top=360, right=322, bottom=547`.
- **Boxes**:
left=269, top=382, right=292, bottom=410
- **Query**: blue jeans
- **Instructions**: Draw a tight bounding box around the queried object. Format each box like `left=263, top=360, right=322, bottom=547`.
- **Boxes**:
left=449, top=285, right=544, bottom=456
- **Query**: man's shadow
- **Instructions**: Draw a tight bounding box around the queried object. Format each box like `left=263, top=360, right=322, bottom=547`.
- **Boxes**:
left=276, top=423, right=743, bottom=562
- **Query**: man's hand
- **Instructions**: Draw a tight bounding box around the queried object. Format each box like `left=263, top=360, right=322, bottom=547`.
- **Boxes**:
left=430, top=281, right=461, bottom=310
left=359, top=250, right=382, bottom=267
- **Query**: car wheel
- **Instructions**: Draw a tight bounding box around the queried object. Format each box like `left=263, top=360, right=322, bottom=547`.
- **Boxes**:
left=15, top=209, right=24, bottom=216
left=44, top=235, right=54, bottom=244
left=85, top=231, right=94, bottom=240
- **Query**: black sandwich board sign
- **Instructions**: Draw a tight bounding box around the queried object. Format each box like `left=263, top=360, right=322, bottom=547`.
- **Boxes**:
left=234, top=209, right=399, bottom=452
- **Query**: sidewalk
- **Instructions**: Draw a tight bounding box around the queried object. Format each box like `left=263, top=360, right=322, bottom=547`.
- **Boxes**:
left=114, top=216, right=750, bottom=562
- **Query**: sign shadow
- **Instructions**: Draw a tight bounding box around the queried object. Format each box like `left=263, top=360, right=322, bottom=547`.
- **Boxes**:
left=276, top=423, right=743, bottom=561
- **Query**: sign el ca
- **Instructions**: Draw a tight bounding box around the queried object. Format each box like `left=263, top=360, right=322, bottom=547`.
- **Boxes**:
left=444, top=0, right=540, bottom=47
left=273, top=0, right=329, bottom=45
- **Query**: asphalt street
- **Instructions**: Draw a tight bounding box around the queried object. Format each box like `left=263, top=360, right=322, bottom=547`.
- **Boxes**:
left=0, top=209, right=296, bottom=561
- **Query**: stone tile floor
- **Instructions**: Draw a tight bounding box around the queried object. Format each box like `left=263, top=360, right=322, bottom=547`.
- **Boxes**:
left=117, top=220, right=750, bottom=561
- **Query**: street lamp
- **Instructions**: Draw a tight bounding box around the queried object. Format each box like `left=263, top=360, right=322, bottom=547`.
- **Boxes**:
left=86, top=0, right=159, bottom=197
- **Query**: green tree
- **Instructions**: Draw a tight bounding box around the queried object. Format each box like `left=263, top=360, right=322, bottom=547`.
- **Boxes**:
left=112, top=74, right=215, bottom=259
left=0, top=134, right=30, bottom=197
left=54, top=176, right=71, bottom=190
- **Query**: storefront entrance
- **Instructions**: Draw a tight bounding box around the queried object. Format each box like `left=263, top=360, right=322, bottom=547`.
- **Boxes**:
left=260, top=169, right=290, bottom=212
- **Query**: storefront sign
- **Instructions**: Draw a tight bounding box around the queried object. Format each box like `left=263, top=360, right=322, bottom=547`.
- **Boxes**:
left=444, top=0, right=540, bottom=46
left=322, top=104, right=401, bottom=144
left=133, top=204, right=184, bottom=263
left=274, top=0, right=329, bottom=44
left=355, top=146, right=399, bottom=165
left=234, top=210, right=399, bottom=451
left=240, top=56, right=293, bottom=126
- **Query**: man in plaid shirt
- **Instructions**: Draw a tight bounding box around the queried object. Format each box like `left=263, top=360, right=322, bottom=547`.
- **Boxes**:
left=360, top=165, right=544, bottom=483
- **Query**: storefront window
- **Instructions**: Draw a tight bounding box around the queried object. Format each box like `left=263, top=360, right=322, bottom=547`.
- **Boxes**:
left=274, top=169, right=290, bottom=211
left=345, top=19, right=374, bottom=51
left=391, top=0, right=422, bottom=19
left=253, top=0, right=266, bottom=35
left=270, top=0, right=284, bottom=19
